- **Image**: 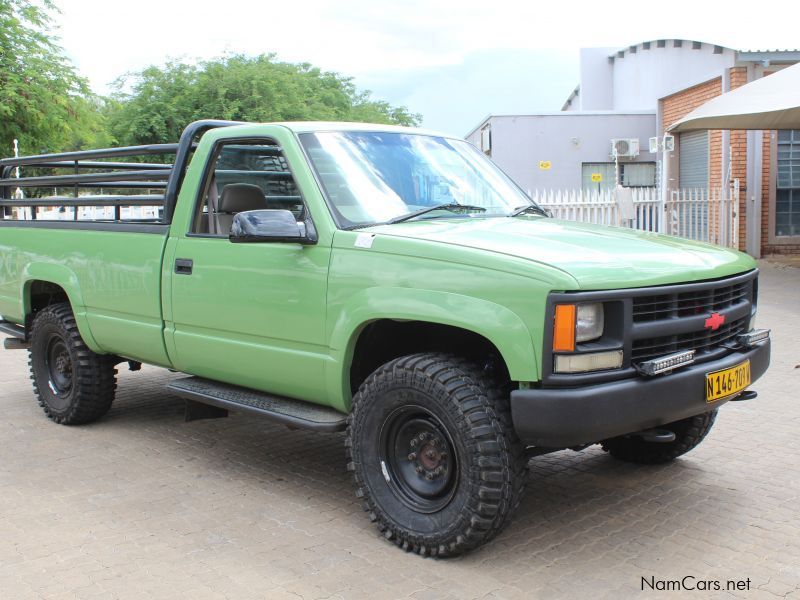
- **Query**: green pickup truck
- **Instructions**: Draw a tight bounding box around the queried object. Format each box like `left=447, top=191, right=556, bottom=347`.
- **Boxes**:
left=0, top=120, right=771, bottom=556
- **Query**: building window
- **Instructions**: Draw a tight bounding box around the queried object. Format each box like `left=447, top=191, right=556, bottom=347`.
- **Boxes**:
left=776, top=130, right=800, bottom=237
left=479, top=126, right=491, bottom=156
left=581, top=162, right=656, bottom=191
left=623, top=163, right=656, bottom=187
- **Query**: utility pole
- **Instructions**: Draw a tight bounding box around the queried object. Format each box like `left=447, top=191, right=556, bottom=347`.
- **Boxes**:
left=651, top=135, right=674, bottom=234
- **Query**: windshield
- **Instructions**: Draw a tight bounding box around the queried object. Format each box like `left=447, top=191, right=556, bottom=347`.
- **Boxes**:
left=299, top=131, right=538, bottom=228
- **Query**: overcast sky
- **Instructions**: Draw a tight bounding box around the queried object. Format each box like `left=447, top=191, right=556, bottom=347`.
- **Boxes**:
left=56, top=0, right=797, bottom=136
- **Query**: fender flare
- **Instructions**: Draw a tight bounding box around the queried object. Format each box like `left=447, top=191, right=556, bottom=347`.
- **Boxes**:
left=326, top=287, right=538, bottom=411
left=20, top=263, right=101, bottom=352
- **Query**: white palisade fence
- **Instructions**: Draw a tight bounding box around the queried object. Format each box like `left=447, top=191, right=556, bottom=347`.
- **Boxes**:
left=532, top=187, right=739, bottom=248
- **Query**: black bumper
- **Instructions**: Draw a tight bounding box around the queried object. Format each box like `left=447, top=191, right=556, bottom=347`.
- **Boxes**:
left=511, top=339, right=771, bottom=448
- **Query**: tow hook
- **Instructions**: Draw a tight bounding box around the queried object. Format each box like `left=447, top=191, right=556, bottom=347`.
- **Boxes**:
left=629, top=428, right=676, bottom=443
left=730, top=390, right=757, bottom=401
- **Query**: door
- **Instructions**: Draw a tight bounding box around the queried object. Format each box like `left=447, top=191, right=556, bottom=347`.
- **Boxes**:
left=679, top=131, right=709, bottom=188
left=168, top=138, right=331, bottom=402
left=677, top=131, right=710, bottom=239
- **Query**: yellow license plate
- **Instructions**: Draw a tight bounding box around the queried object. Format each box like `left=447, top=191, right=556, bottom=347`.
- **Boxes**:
left=705, top=360, right=751, bottom=402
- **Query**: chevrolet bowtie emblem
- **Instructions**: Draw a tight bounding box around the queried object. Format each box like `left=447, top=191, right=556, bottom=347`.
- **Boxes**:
left=704, top=312, right=726, bottom=331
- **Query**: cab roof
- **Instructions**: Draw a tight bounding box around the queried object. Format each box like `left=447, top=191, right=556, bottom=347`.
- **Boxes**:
left=229, top=121, right=457, bottom=140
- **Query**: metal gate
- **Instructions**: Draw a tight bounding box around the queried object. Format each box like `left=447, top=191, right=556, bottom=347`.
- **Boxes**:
left=666, top=184, right=739, bottom=247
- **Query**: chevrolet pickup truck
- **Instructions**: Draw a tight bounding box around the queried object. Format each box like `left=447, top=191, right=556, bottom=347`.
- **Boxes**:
left=0, top=120, right=771, bottom=556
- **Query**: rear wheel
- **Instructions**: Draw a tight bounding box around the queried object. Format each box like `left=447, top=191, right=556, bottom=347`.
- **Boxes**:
left=29, top=303, right=117, bottom=425
left=601, top=410, right=718, bottom=465
left=346, top=353, right=526, bottom=557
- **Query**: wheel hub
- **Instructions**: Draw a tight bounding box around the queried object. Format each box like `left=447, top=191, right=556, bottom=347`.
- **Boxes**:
left=54, top=353, right=71, bottom=376
left=411, top=435, right=448, bottom=476
left=45, top=336, right=73, bottom=396
left=379, top=406, right=458, bottom=513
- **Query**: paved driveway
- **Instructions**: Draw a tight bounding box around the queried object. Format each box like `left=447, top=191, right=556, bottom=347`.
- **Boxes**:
left=1, top=260, right=798, bottom=599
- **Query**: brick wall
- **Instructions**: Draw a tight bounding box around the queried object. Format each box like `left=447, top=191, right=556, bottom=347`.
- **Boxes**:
left=659, top=68, right=786, bottom=255
left=660, top=77, right=722, bottom=135
left=763, top=244, right=800, bottom=254
left=728, top=67, right=750, bottom=250
left=755, top=71, right=796, bottom=256
left=761, top=130, right=773, bottom=253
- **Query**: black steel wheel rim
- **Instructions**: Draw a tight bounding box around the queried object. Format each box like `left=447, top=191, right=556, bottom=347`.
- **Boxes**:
left=378, top=405, right=459, bottom=513
left=45, top=334, right=73, bottom=402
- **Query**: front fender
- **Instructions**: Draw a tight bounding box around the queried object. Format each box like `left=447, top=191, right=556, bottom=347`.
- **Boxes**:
left=20, top=263, right=101, bottom=352
left=326, top=287, right=538, bottom=411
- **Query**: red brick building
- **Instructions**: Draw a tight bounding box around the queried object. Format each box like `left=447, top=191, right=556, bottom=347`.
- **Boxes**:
left=660, top=58, right=800, bottom=256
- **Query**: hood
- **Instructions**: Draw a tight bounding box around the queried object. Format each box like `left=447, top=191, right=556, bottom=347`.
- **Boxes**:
left=366, top=217, right=756, bottom=289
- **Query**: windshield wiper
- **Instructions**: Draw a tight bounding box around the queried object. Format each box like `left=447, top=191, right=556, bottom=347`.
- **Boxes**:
left=386, top=203, right=487, bottom=224
left=508, top=204, right=550, bottom=218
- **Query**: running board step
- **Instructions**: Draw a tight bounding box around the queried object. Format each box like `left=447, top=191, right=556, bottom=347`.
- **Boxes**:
left=167, top=376, right=347, bottom=432
left=0, top=320, right=25, bottom=339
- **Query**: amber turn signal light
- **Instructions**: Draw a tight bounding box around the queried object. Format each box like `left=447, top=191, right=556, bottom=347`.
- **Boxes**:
left=553, top=304, right=576, bottom=352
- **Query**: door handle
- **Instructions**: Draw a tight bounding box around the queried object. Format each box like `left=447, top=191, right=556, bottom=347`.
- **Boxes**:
left=175, top=258, right=193, bottom=275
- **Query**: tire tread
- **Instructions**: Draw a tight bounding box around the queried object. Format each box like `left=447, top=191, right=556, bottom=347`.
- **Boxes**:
left=601, top=410, right=717, bottom=465
left=29, top=303, right=117, bottom=425
left=346, top=352, right=527, bottom=557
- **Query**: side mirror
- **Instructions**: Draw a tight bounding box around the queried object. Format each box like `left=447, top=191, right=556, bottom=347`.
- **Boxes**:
left=229, top=209, right=316, bottom=244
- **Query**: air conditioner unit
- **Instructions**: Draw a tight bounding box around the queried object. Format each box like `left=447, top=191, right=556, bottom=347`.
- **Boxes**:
left=611, top=138, right=640, bottom=158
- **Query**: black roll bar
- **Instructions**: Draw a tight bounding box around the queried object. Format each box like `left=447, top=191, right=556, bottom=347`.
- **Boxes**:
left=0, top=120, right=241, bottom=223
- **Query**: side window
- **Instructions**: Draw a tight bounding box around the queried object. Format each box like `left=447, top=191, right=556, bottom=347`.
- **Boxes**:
left=193, top=141, right=304, bottom=234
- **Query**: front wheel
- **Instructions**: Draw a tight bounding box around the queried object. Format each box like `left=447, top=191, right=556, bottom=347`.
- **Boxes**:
left=346, top=353, right=527, bottom=557
left=29, top=303, right=117, bottom=425
left=601, top=410, right=718, bottom=465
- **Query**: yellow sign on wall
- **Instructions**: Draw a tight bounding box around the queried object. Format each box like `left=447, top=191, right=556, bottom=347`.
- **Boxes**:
left=539, top=160, right=552, bottom=170
left=591, top=173, right=603, bottom=183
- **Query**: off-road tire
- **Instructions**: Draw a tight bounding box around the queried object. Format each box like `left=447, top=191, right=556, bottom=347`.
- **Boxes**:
left=346, top=353, right=527, bottom=557
left=29, top=303, right=117, bottom=425
left=601, top=410, right=718, bottom=465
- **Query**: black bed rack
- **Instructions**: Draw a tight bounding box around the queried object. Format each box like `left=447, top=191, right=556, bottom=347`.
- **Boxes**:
left=0, top=120, right=240, bottom=223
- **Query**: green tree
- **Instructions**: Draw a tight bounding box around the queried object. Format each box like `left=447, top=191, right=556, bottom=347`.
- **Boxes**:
left=107, top=54, right=421, bottom=146
left=0, top=0, right=104, bottom=155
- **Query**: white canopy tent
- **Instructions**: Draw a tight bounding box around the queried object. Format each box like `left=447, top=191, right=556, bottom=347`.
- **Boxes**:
left=670, top=62, right=800, bottom=132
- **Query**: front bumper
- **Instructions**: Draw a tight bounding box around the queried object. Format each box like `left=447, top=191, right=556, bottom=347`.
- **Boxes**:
left=510, top=339, right=771, bottom=448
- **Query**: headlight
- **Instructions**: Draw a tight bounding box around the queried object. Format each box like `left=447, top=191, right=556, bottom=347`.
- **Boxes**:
left=551, top=299, right=619, bottom=373
left=576, top=303, right=604, bottom=342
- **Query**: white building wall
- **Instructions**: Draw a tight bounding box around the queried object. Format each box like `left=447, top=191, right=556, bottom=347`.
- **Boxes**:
left=465, top=120, right=488, bottom=150
left=609, top=42, right=736, bottom=110
left=479, top=112, right=657, bottom=191
left=578, top=48, right=615, bottom=110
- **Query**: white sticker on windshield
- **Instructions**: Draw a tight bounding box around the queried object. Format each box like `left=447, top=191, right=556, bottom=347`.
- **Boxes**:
left=354, top=233, right=376, bottom=249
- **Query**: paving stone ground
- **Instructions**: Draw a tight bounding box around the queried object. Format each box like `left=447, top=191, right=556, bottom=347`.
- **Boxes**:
left=1, top=260, right=798, bottom=599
